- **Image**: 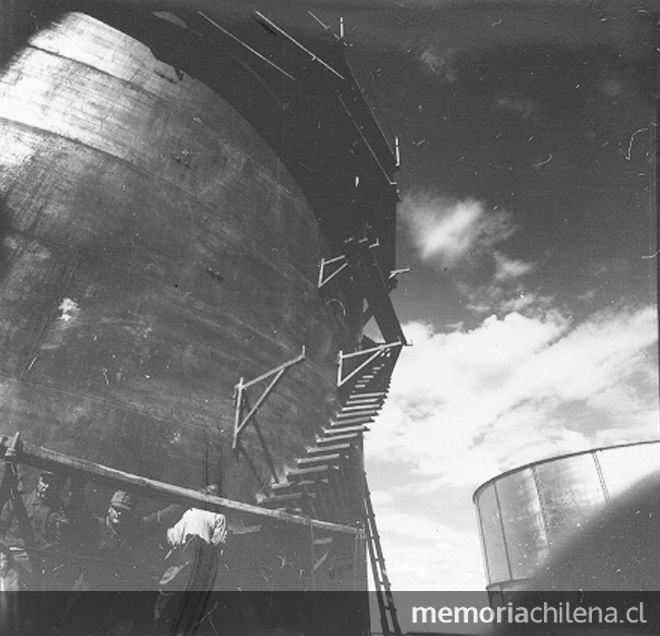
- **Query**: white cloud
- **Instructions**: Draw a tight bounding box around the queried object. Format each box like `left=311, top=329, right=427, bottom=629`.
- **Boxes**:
left=367, top=304, right=658, bottom=491
left=577, top=288, right=597, bottom=302
left=365, top=303, right=658, bottom=591
left=370, top=489, right=394, bottom=507
left=369, top=506, right=486, bottom=591
left=460, top=283, right=554, bottom=316
left=493, top=252, right=535, bottom=282
left=399, top=194, right=516, bottom=268
left=457, top=252, right=538, bottom=317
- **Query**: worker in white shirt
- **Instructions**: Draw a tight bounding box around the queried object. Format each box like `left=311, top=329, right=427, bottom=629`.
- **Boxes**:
left=154, top=484, right=227, bottom=634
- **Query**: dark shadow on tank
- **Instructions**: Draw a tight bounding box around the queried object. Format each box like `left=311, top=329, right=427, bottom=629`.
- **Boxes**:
left=84, top=7, right=380, bottom=260
left=527, top=469, right=660, bottom=592
left=494, top=471, right=660, bottom=636
left=0, top=195, right=12, bottom=282
left=0, top=0, right=40, bottom=70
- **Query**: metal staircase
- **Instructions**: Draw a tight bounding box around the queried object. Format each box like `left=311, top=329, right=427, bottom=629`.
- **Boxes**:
left=259, top=344, right=400, bottom=521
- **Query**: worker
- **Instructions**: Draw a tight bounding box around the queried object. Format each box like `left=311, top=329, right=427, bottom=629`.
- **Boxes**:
left=60, top=489, right=184, bottom=635
left=72, top=488, right=184, bottom=591
left=153, top=484, right=227, bottom=635
left=0, top=469, right=70, bottom=590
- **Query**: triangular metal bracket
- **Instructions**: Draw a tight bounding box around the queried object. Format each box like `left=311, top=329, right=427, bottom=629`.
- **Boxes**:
left=318, top=254, right=348, bottom=289
left=387, top=267, right=410, bottom=289
left=233, top=347, right=306, bottom=483
left=336, top=342, right=401, bottom=388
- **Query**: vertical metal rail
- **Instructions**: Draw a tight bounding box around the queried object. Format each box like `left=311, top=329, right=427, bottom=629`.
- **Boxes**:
left=363, top=474, right=402, bottom=636
left=652, top=24, right=659, bottom=440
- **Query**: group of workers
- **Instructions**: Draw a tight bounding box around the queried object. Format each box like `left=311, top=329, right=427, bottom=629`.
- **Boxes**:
left=0, top=468, right=227, bottom=633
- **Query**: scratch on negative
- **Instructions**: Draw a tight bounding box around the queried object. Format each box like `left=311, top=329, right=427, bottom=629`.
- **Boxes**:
left=533, top=153, right=553, bottom=168
left=624, top=128, right=648, bottom=160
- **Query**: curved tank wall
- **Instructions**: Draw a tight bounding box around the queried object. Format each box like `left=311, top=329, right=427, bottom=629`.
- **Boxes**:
left=0, top=13, right=359, bottom=509
left=473, top=440, right=660, bottom=592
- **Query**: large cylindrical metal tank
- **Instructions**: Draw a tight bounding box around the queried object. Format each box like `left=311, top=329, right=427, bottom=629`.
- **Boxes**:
left=473, top=440, right=660, bottom=592
left=0, top=11, right=359, bottom=513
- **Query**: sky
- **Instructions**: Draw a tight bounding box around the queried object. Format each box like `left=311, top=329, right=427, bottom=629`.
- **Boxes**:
left=25, top=0, right=658, bottom=596
left=299, top=1, right=659, bottom=591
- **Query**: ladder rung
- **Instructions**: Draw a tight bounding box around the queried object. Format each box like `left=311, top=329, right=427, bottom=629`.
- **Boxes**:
left=329, top=418, right=373, bottom=428
left=344, top=395, right=385, bottom=406
left=336, top=406, right=380, bottom=416
left=323, top=425, right=368, bottom=436
left=297, top=453, right=342, bottom=468
left=347, top=391, right=387, bottom=399
left=316, top=433, right=361, bottom=445
left=343, top=402, right=383, bottom=411
left=354, top=381, right=388, bottom=390
left=341, top=403, right=381, bottom=411
left=306, top=443, right=353, bottom=456
left=288, top=465, right=330, bottom=479
left=364, top=471, right=402, bottom=634
left=331, top=413, right=378, bottom=422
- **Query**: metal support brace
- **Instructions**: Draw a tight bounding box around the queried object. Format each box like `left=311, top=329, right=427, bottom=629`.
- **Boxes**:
left=317, top=254, right=348, bottom=289
left=388, top=267, right=410, bottom=287
left=233, top=347, right=306, bottom=481
left=254, top=11, right=345, bottom=80
left=361, top=267, right=409, bottom=327
left=318, top=239, right=380, bottom=290
left=336, top=342, right=401, bottom=388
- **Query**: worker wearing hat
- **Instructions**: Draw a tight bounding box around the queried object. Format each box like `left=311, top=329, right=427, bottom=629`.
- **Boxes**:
left=106, top=490, right=137, bottom=532
left=0, top=469, right=68, bottom=590
left=72, top=488, right=184, bottom=592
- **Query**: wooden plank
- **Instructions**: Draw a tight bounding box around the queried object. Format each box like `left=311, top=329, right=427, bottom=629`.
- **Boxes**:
left=306, top=443, right=353, bottom=456
left=335, top=410, right=379, bottom=420
left=316, top=433, right=361, bottom=446
left=329, top=416, right=374, bottom=426
left=340, top=404, right=382, bottom=413
left=297, top=453, right=342, bottom=468
left=288, top=465, right=330, bottom=479
left=346, top=391, right=387, bottom=399
left=322, top=425, right=368, bottom=436
left=4, top=439, right=360, bottom=536
left=344, top=396, right=383, bottom=405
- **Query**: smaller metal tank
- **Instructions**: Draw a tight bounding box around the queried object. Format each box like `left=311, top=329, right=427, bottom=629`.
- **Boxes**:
left=473, top=440, right=660, bottom=592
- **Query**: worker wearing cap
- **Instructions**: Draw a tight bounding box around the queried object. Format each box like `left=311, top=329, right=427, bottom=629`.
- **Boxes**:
left=73, top=489, right=184, bottom=591
left=58, top=489, right=183, bottom=634
left=0, top=469, right=69, bottom=589
left=153, top=484, right=227, bottom=633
